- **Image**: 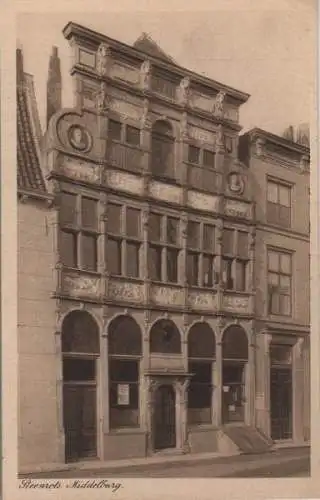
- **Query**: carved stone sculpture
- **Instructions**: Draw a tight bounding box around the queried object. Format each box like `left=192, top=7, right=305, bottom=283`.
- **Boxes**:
left=140, top=60, right=151, bottom=90
left=213, top=91, right=226, bottom=117
left=177, top=77, right=190, bottom=105
left=95, top=82, right=110, bottom=114
left=96, top=43, right=112, bottom=77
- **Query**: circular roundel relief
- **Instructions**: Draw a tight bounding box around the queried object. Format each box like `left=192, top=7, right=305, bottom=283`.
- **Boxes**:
left=227, top=171, right=244, bottom=195
left=68, top=125, right=93, bottom=153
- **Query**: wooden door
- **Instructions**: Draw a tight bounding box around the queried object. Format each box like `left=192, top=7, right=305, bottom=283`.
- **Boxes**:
left=153, top=385, right=176, bottom=450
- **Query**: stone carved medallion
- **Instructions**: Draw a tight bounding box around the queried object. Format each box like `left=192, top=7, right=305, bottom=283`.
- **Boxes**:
left=68, top=125, right=93, bottom=153
left=227, top=172, right=244, bottom=195
left=108, top=281, right=144, bottom=303
left=64, top=275, right=100, bottom=297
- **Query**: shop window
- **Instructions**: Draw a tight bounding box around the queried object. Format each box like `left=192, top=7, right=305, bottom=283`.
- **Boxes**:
left=188, top=323, right=215, bottom=425
left=108, top=316, right=142, bottom=429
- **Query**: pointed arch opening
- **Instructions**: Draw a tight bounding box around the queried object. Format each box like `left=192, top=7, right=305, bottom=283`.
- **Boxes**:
left=107, top=315, right=142, bottom=429
left=187, top=322, right=216, bottom=425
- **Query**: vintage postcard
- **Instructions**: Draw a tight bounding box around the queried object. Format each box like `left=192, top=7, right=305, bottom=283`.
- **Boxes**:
left=1, top=0, right=319, bottom=499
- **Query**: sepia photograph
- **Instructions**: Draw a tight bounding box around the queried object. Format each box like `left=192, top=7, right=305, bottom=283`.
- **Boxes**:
left=12, top=1, right=316, bottom=493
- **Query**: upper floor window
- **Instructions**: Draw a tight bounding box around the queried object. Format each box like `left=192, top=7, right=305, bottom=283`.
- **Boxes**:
left=59, top=192, right=99, bottom=272
left=188, top=144, right=218, bottom=194
left=107, top=119, right=142, bottom=173
left=221, top=228, right=249, bottom=291
left=267, top=179, right=291, bottom=228
left=151, top=120, right=175, bottom=181
left=186, top=221, right=217, bottom=288
left=108, top=119, right=141, bottom=147
left=106, top=203, right=142, bottom=278
left=148, top=212, right=180, bottom=283
left=268, top=250, right=292, bottom=316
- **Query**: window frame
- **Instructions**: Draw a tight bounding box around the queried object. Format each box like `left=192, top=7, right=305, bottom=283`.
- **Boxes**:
left=186, top=220, right=217, bottom=288
left=107, top=118, right=141, bottom=148
left=106, top=202, right=143, bottom=279
left=267, top=248, right=293, bottom=317
left=187, top=143, right=218, bottom=194
left=147, top=212, right=180, bottom=284
left=59, top=191, right=100, bottom=272
left=266, top=178, right=292, bottom=228
left=221, top=228, right=249, bottom=292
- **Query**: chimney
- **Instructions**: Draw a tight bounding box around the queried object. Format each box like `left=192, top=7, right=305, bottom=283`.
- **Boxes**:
left=46, top=46, right=62, bottom=126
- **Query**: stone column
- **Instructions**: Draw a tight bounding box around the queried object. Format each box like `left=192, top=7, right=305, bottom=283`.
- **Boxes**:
left=180, top=378, right=191, bottom=453
left=293, top=337, right=305, bottom=444
left=146, top=379, right=158, bottom=456
left=101, top=308, right=110, bottom=438
left=214, top=340, right=223, bottom=426
left=246, top=335, right=256, bottom=426
left=54, top=323, right=65, bottom=464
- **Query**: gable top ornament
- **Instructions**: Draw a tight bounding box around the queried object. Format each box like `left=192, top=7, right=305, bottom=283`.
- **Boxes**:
left=213, top=91, right=226, bottom=117
left=96, top=43, right=112, bottom=76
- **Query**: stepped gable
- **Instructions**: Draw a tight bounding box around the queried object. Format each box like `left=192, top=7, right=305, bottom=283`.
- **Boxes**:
left=17, top=47, right=46, bottom=194
left=133, top=32, right=176, bottom=64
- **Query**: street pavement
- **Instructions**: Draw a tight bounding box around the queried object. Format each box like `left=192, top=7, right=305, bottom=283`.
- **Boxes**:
left=19, top=446, right=310, bottom=479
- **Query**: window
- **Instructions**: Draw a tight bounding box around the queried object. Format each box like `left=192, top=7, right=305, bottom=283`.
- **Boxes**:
left=267, top=180, right=291, bottom=227
left=151, top=121, right=175, bottom=180
left=126, top=126, right=140, bottom=146
left=188, top=144, right=218, bottom=193
left=107, top=119, right=142, bottom=172
left=268, top=250, right=292, bottom=316
left=106, top=204, right=142, bottom=278
left=108, top=119, right=122, bottom=141
left=148, top=213, right=180, bottom=283
left=59, top=192, right=99, bottom=271
left=186, top=221, right=217, bottom=288
left=188, top=323, right=215, bottom=425
left=221, top=229, right=249, bottom=291
left=108, top=316, right=142, bottom=429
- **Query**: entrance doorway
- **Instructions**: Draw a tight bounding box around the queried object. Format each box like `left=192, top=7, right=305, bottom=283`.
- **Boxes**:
left=153, top=385, right=176, bottom=450
left=221, top=325, right=248, bottom=425
left=270, top=344, right=293, bottom=440
left=61, top=311, right=100, bottom=462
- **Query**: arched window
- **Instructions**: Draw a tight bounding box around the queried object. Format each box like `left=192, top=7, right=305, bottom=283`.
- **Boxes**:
left=108, top=316, right=142, bottom=429
left=222, top=325, right=248, bottom=361
left=187, top=323, right=216, bottom=425
left=150, top=319, right=181, bottom=354
left=151, top=120, right=175, bottom=180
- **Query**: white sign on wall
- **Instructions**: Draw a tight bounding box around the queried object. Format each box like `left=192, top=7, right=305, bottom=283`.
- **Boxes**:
left=117, top=384, right=130, bottom=405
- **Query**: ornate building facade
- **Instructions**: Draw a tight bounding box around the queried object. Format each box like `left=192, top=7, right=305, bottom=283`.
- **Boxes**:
left=17, top=23, right=310, bottom=469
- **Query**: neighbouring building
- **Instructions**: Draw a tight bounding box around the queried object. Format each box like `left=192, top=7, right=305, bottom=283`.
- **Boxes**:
left=17, top=22, right=310, bottom=470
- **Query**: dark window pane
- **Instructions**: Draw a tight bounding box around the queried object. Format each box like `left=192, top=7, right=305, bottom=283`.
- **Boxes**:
left=187, top=252, right=199, bottom=286
left=81, top=234, right=97, bottom=271
left=236, top=260, right=246, bottom=291
left=107, top=238, right=121, bottom=275
left=203, top=255, right=213, bottom=287
left=189, top=361, right=212, bottom=383
left=126, top=208, right=141, bottom=238
left=188, top=361, right=212, bottom=409
left=110, top=359, right=139, bottom=382
left=203, top=224, right=215, bottom=252
left=149, top=213, right=162, bottom=241
left=63, top=358, right=95, bottom=382
left=108, top=316, right=142, bottom=355
left=81, top=197, right=98, bottom=230
left=279, top=294, right=291, bottom=315
left=60, top=192, right=77, bottom=226
left=167, top=217, right=178, bottom=244
left=202, top=168, right=218, bottom=193
left=188, top=145, right=200, bottom=164
left=187, top=221, right=200, bottom=248
left=189, top=164, right=202, bottom=190
left=126, top=242, right=140, bottom=278
left=167, top=248, right=178, bottom=283
left=222, top=258, right=233, bottom=289
left=126, top=126, right=140, bottom=146
left=60, top=230, right=77, bottom=268
left=107, top=204, right=122, bottom=234
left=222, top=229, right=234, bottom=255
left=203, top=149, right=215, bottom=168
left=237, top=232, right=248, bottom=258
left=149, top=245, right=162, bottom=281
left=108, top=119, right=122, bottom=141
left=151, top=135, right=174, bottom=178
left=279, top=205, right=291, bottom=227
left=270, top=345, right=292, bottom=365
left=280, top=253, right=291, bottom=274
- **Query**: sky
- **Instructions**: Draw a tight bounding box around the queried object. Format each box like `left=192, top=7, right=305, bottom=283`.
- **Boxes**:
left=17, top=1, right=316, bottom=136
